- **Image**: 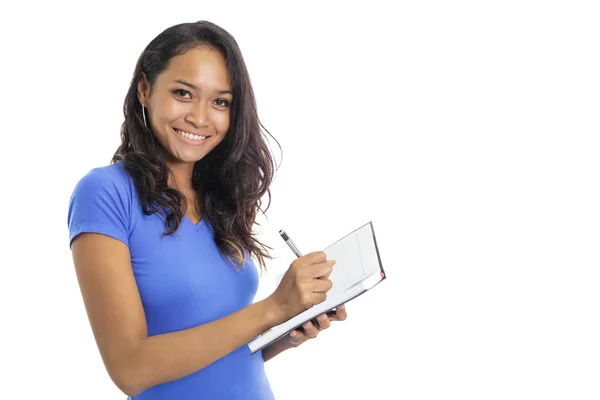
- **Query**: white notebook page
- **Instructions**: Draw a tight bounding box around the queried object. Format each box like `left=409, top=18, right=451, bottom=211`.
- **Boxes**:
left=324, top=223, right=380, bottom=297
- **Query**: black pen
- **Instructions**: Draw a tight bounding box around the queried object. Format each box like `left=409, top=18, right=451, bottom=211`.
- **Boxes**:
left=279, top=230, right=302, bottom=258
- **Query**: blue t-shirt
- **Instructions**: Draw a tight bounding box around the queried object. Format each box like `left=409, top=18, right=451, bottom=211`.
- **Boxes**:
left=68, top=162, right=275, bottom=400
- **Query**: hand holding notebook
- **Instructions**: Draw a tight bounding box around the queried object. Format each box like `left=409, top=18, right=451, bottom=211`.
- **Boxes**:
left=248, top=221, right=386, bottom=353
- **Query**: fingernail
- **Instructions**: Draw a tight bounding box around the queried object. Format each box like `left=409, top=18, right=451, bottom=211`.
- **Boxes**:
left=318, top=314, right=327, bottom=321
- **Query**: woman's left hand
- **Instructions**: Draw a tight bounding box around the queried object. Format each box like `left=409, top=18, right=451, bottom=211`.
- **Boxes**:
left=286, top=304, right=348, bottom=347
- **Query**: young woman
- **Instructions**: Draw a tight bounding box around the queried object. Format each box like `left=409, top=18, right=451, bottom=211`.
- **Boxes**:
left=68, top=20, right=346, bottom=399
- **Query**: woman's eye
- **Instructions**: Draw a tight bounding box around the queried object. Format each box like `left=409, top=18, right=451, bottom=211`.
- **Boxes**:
left=173, top=89, right=191, bottom=99
left=215, top=98, right=230, bottom=107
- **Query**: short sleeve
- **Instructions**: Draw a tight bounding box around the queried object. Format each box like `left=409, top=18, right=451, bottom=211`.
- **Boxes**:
left=68, top=166, right=132, bottom=247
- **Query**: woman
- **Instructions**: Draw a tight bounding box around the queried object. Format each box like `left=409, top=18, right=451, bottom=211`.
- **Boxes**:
left=68, top=20, right=346, bottom=399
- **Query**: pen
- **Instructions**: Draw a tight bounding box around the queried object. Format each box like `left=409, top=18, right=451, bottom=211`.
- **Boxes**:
left=279, top=230, right=302, bottom=258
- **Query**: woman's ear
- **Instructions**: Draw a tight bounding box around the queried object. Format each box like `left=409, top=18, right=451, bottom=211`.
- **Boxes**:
left=137, top=72, right=150, bottom=106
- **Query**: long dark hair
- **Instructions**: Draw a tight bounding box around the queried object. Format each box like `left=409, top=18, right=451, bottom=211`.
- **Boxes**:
left=112, top=20, right=280, bottom=271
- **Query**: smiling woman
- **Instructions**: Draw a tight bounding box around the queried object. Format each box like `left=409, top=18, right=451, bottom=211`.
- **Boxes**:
left=112, top=22, right=272, bottom=252
left=67, top=20, right=346, bottom=400
left=138, top=46, right=232, bottom=166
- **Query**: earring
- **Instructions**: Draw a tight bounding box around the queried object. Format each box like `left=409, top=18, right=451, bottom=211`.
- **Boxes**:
left=141, top=103, right=147, bottom=128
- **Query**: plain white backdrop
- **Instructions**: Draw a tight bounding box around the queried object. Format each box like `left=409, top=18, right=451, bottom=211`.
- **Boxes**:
left=1, top=1, right=599, bottom=399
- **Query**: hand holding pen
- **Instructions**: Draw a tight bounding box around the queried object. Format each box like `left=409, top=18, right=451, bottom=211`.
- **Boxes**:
left=264, top=230, right=348, bottom=347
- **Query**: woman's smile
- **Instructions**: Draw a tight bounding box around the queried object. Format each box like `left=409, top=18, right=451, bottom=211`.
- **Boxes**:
left=173, top=127, right=212, bottom=145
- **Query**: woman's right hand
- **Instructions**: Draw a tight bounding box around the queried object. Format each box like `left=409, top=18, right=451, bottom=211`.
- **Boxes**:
left=267, top=251, right=336, bottom=325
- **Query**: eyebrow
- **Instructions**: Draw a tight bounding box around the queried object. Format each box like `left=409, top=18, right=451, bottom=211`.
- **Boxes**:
left=174, top=79, right=233, bottom=95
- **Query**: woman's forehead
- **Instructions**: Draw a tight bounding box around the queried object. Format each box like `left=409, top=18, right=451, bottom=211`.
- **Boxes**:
left=158, top=46, right=231, bottom=90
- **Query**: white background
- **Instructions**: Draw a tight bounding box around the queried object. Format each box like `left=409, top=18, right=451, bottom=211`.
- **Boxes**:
left=1, top=1, right=599, bottom=399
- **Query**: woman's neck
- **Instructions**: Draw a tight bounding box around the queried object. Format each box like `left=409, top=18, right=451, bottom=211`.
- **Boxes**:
left=167, top=161, right=195, bottom=193
left=167, top=161, right=201, bottom=222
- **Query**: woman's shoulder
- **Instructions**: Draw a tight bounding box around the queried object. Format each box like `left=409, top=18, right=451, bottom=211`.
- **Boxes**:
left=68, top=162, right=137, bottom=246
left=75, top=161, right=133, bottom=192
left=70, top=162, right=137, bottom=207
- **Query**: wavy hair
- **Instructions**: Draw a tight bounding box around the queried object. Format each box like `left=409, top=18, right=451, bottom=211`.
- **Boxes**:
left=112, top=20, right=280, bottom=271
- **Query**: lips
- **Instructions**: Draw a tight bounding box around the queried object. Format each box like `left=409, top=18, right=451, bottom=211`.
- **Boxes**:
left=173, top=128, right=211, bottom=141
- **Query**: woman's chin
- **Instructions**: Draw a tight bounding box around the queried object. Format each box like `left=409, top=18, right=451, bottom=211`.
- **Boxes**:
left=166, top=148, right=208, bottom=165
left=183, top=151, right=210, bottom=164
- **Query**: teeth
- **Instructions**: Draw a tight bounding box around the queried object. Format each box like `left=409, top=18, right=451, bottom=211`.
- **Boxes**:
left=175, top=128, right=207, bottom=141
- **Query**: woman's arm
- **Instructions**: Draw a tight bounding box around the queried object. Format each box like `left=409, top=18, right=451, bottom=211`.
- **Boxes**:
left=72, top=233, right=333, bottom=397
left=71, top=233, right=283, bottom=397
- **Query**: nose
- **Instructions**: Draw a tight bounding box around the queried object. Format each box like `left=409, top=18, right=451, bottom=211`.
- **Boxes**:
left=185, top=101, right=210, bottom=128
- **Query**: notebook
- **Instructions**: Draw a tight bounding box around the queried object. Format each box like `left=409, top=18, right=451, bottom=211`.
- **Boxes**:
left=248, top=221, right=386, bottom=354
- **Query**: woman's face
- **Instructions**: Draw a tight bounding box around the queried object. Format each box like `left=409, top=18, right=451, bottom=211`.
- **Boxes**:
left=138, top=45, right=233, bottom=166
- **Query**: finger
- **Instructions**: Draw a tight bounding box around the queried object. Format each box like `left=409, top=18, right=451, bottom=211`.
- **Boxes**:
left=289, top=329, right=306, bottom=346
left=315, top=313, right=331, bottom=330
left=335, top=304, right=347, bottom=320
left=312, top=278, right=333, bottom=293
left=302, top=321, right=319, bottom=338
left=303, top=251, right=328, bottom=265
left=310, top=292, right=327, bottom=306
left=317, top=260, right=335, bottom=279
left=327, top=304, right=348, bottom=321
left=310, top=259, right=335, bottom=279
